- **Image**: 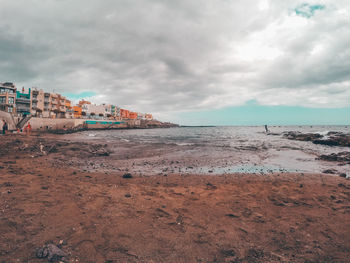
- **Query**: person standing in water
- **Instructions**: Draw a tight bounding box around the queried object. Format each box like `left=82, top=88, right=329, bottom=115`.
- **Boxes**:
left=264, top=125, right=269, bottom=133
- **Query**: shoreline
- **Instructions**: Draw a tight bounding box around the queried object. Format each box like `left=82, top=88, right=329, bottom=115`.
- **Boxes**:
left=0, top=134, right=349, bottom=262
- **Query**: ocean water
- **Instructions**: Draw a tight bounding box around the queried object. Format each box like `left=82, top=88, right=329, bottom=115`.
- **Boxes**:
left=73, top=126, right=350, bottom=175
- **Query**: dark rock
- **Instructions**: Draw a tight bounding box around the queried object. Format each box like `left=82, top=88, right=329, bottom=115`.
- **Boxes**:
left=206, top=182, right=217, bottom=190
left=225, top=213, right=240, bottom=218
left=122, top=173, right=133, bottom=179
left=36, top=243, right=68, bottom=262
left=41, top=186, right=49, bottom=190
left=322, top=169, right=337, bottom=174
left=245, top=248, right=264, bottom=262
left=313, top=133, right=350, bottom=147
left=125, top=193, right=131, bottom=198
left=221, top=249, right=236, bottom=257
left=284, top=131, right=350, bottom=147
left=318, top=152, right=350, bottom=162
left=339, top=173, right=347, bottom=178
left=36, top=247, right=49, bottom=258
left=283, top=131, right=323, bottom=141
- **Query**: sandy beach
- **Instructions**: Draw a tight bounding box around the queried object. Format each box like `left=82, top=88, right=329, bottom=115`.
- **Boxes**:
left=0, top=133, right=349, bottom=262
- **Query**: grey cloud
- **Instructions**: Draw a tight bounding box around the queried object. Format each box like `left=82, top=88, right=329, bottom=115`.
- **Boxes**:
left=0, top=0, right=349, bottom=120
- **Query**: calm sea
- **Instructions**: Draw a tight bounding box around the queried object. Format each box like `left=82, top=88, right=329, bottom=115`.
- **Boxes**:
left=74, top=126, right=350, bottom=175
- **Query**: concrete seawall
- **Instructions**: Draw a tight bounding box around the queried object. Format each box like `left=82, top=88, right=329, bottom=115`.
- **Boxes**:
left=0, top=110, right=178, bottom=132
left=29, top=117, right=86, bottom=130
left=28, top=118, right=178, bottom=131
left=0, top=111, right=17, bottom=130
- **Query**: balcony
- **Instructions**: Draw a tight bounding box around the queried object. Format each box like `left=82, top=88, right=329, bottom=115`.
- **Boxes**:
left=16, top=98, right=31, bottom=104
left=16, top=105, right=30, bottom=111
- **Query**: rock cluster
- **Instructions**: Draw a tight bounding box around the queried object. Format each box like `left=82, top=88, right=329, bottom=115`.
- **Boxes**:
left=36, top=243, right=68, bottom=262
left=318, top=152, right=350, bottom=163
left=284, top=131, right=350, bottom=147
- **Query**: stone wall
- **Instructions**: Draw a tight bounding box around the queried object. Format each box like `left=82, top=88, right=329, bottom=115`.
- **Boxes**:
left=0, top=111, right=17, bottom=130
left=29, top=117, right=86, bottom=130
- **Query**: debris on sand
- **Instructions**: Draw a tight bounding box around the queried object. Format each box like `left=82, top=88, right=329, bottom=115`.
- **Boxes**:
left=122, top=173, right=133, bottom=179
left=206, top=182, right=217, bottom=190
left=88, top=144, right=110, bottom=156
left=36, top=243, right=68, bottom=262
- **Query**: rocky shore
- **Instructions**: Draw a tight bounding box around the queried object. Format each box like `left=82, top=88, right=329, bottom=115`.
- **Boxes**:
left=0, top=134, right=349, bottom=262
left=283, top=131, right=350, bottom=147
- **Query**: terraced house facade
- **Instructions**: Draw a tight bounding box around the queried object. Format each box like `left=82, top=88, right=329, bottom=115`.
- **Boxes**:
left=0, top=82, right=16, bottom=113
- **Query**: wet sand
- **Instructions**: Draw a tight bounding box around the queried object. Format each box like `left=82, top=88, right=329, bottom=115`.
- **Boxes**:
left=0, top=134, right=349, bottom=262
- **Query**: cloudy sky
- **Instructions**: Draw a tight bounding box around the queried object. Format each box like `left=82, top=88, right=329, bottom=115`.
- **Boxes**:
left=1, top=0, right=349, bottom=125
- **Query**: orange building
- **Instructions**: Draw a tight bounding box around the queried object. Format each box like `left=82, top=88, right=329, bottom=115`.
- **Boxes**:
left=73, top=106, right=82, bottom=118
left=65, top=100, right=72, bottom=109
left=78, top=100, right=91, bottom=107
left=129, top=112, right=138, bottom=119
left=120, top=109, right=130, bottom=119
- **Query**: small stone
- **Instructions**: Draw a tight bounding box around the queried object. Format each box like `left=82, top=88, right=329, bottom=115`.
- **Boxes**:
left=59, top=240, right=67, bottom=246
left=125, top=193, right=131, bottom=198
left=339, top=173, right=347, bottom=178
left=225, top=213, right=239, bottom=218
left=122, top=173, right=133, bottom=179
left=322, top=169, right=337, bottom=174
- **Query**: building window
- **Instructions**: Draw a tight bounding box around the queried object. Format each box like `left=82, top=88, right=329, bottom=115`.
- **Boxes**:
left=0, top=97, right=5, bottom=103
left=8, top=97, right=14, bottom=104
left=8, top=106, right=13, bottom=113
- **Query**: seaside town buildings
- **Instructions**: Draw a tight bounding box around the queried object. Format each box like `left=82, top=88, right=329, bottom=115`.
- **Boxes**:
left=0, top=82, right=153, bottom=123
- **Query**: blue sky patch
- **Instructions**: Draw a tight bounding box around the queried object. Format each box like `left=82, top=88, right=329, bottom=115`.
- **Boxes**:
left=295, top=3, right=325, bottom=18
left=63, top=91, right=97, bottom=100
left=178, top=102, right=350, bottom=126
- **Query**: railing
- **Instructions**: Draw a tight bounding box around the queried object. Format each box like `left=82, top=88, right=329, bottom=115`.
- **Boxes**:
left=16, top=115, right=32, bottom=129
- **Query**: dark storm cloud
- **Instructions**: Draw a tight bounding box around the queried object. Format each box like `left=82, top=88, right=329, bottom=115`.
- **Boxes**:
left=0, top=0, right=349, bottom=119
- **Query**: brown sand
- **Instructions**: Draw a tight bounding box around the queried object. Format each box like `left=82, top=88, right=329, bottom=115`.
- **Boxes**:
left=0, top=134, right=349, bottom=262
